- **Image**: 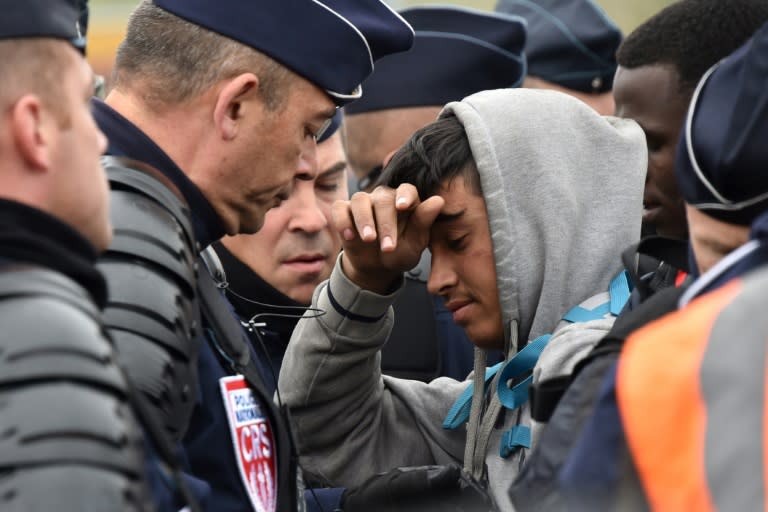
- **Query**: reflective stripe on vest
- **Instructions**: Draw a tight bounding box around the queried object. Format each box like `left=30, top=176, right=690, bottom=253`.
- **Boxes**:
left=617, top=278, right=768, bottom=511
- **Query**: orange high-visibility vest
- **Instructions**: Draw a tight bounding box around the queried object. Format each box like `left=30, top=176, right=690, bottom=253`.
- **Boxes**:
left=617, top=267, right=768, bottom=512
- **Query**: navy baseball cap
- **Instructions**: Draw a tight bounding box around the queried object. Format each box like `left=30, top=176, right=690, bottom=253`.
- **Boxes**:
left=0, top=0, right=81, bottom=45
left=676, top=21, right=768, bottom=226
left=495, top=0, right=621, bottom=92
left=344, top=6, right=527, bottom=115
left=153, top=0, right=414, bottom=106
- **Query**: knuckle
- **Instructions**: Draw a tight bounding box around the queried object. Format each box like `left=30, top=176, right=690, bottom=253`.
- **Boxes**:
left=377, top=220, right=395, bottom=234
left=371, top=186, right=394, bottom=202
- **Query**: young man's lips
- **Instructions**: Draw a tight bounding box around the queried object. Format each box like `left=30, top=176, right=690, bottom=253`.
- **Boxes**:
left=447, top=301, right=473, bottom=323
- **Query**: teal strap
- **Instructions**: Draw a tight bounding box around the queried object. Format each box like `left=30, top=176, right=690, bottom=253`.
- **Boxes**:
left=562, top=269, right=632, bottom=323
left=500, top=426, right=531, bottom=458
left=442, top=362, right=504, bottom=430
left=496, top=334, right=551, bottom=410
left=609, top=269, right=631, bottom=315
left=561, top=302, right=610, bottom=323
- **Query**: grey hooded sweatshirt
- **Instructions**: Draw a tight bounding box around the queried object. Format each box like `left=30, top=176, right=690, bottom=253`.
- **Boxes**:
left=277, top=89, right=646, bottom=510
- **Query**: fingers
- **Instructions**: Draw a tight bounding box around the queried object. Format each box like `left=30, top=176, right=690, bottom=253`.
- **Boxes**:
left=331, top=185, right=438, bottom=252
left=332, top=191, right=390, bottom=248
left=370, top=187, right=397, bottom=251
left=410, top=195, right=445, bottom=233
left=331, top=199, right=356, bottom=241
left=394, top=183, right=419, bottom=211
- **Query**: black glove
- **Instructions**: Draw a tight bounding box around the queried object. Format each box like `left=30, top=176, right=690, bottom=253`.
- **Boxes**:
left=341, top=464, right=495, bottom=512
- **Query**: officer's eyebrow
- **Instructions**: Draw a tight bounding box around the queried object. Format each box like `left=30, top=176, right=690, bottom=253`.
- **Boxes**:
left=319, top=161, right=347, bottom=178
left=434, top=210, right=464, bottom=223
left=318, top=107, right=337, bottom=121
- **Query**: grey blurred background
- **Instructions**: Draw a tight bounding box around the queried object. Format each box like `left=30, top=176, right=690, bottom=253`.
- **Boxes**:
left=88, top=0, right=677, bottom=78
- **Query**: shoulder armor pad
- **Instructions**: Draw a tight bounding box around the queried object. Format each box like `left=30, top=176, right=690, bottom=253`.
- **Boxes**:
left=0, top=269, right=127, bottom=392
left=101, top=156, right=201, bottom=440
left=0, top=465, right=151, bottom=512
left=0, top=382, right=144, bottom=474
left=0, top=268, right=151, bottom=509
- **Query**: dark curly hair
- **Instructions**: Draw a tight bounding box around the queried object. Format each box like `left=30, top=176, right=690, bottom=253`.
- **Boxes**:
left=617, top=0, right=768, bottom=95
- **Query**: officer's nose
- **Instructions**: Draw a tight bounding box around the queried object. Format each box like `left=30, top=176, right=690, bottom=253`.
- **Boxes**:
left=287, top=182, right=327, bottom=234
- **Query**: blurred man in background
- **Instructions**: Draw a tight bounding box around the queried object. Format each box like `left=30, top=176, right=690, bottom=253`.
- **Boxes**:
left=496, top=0, right=621, bottom=115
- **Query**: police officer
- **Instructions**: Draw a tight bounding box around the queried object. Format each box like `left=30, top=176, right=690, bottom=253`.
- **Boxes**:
left=495, top=0, right=621, bottom=115
left=209, top=111, right=347, bottom=377
left=0, top=1, right=151, bottom=509
left=91, top=1, right=414, bottom=510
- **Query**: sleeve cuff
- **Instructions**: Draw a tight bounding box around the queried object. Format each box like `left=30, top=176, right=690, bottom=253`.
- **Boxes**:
left=317, top=253, right=404, bottom=334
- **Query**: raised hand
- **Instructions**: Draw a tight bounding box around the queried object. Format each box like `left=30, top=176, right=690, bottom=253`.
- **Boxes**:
left=331, top=184, right=444, bottom=294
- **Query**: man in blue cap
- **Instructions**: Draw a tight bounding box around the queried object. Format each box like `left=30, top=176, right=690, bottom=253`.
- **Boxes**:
left=91, top=1, right=414, bottom=510
left=0, top=1, right=153, bottom=509
left=495, top=0, right=620, bottom=115
left=342, top=5, right=527, bottom=383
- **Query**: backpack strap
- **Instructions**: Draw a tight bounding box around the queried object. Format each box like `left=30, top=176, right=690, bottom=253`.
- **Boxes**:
left=561, top=270, right=631, bottom=323
left=528, top=270, right=633, bottom=424
left=442, top=362, right=504, bottom=430
left=496, top=334, right=551, bottom=410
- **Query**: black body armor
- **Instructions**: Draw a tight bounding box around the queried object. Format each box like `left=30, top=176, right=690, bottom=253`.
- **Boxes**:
left=99, top=156, right=200, bottom=441
left=0, top=267, right=151, bottom=511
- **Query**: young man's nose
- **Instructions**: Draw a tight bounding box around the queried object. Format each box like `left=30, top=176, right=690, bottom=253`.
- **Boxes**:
left=427, top=254, right=457, bottom=296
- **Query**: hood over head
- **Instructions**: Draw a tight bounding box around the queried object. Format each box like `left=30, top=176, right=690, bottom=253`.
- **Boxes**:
left=442, top=88, right=645, bottom=352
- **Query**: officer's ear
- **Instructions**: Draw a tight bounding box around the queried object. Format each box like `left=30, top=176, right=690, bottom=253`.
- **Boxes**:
left=10, top=93, right=54, bottom=172
left=213, top=72, right=259, bottom=141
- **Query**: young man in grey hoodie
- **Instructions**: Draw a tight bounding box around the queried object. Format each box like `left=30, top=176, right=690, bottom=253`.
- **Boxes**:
left=277, top=88, right=646, bottom=509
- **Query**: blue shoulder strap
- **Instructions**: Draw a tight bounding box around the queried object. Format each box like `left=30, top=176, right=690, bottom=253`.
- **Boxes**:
left=442, top=362, right=504, bottom=430
left=561, top=270, right=631, bottom=323
left=496, top=334, right=551, bottom=410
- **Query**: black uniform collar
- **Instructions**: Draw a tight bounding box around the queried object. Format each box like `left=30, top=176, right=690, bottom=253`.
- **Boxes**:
left=92, top=98, right=226, bottom=248
left=0, top=199, right=107, bottom=308
left=213, top=242, right=305, bottom=340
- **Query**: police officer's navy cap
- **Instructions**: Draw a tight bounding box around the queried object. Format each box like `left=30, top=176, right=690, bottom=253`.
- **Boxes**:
left=0, top=0, right=81, bottom=46
left=153, top=0, right=414, bottom=106
left=344, top=6, right=526, bottom=115
left=72, top=0, right=89, bottom=53
left=676, top=22, right=768, bottom=226
left=495, top=0, right=621, bottom=92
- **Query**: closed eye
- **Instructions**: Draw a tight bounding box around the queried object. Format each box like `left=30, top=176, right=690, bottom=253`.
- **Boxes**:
left=316, top=183, right=339, bottom=192
left=447, top=235, right=468, bottom=251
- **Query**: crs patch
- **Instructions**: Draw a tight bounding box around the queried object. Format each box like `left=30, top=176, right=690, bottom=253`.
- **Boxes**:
left=220, top=375, right=277, bottom=512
